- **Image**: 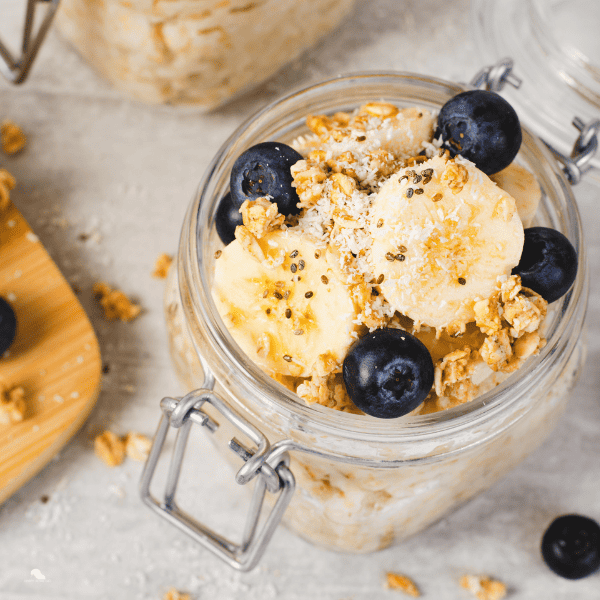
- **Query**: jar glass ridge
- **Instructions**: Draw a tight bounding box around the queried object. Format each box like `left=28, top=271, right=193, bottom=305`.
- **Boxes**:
left=165, top=73, right=587, bottom=552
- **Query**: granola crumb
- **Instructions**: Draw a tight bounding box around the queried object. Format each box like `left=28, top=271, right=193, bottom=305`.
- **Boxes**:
left=153, top=253, right=173, bottom=279
left=124, top=432, right=151, bottom=461
left=459, top=575, right=507, bottom=600
left=94, top=431, right=126, bottom=467
left=0, top=168, right=16, bottom=212
left=92, top=282, right=141, bottom=322
left=163, top=589, right=190, bottom=600
left=385, top=572, right=420, bottom=597
left=0, top=385, right=26, bottom=424
left=1, top=120, right=26, bottom=155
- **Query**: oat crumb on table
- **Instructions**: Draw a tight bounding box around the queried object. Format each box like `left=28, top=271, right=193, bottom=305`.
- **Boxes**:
left=0, top=385, right=26, bottom=424
left=124, top=432, right=151, bottom=461
left=0, top=168, right=16, bottom=212
left=94, top=431, right=126, bottom=467
left=163, top=589, right=190, bottom=600
left=1, top=120, right=26, bottom=155
left=153, top=253, right=173, bottom=279
left=459, top=575, right=507, bottom=600
left=92, top=282, right=141, bottom=322
left=385, top=572, right=421, bottom=596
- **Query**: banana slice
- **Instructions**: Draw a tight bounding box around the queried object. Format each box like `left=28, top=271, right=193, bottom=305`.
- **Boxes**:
left=212, top=229, right=360, bottom=377
left=490, top=162, right=541, bottom=227
left=369, top=155, right=524, bottom=331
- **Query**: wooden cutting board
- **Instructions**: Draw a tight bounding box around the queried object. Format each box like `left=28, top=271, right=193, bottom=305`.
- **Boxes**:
left=0, top=200, right=102, bottom=504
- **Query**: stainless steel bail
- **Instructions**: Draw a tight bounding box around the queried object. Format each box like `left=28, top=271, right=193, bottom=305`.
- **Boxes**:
left=139, top=388, right=295, bottom=572
left=544, top=118, right=600, bottom=185
left=0, top=0, right=60, bottom=84
left=470, top=57, right=522, bottom=92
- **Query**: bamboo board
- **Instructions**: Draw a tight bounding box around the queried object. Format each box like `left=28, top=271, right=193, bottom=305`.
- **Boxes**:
left=0, top=201, right=101, bottom=504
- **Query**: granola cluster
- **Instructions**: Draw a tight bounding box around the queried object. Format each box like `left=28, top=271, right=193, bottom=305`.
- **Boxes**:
left=0, top=385, right=26, bottom=425
left=93, top=282, right=142, bottom=322
left=1, top=120, right=26, bottom=155
left=94, top=430, right=151, bottom=467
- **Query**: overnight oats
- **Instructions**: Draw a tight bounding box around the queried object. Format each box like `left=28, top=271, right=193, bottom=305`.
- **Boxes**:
left=162, top=74, right=587, bottom=555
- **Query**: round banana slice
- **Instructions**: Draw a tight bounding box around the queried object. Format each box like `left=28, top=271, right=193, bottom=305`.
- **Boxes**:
left=370, top=155, right=524, bottom=331
left=490, top=162, right=541, bottom=227
left=212, top=229, right=360, bottom=378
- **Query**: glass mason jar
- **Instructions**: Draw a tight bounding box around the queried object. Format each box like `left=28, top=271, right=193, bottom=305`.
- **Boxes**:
left=146, top=73, right=587, bottom=570
left=51, top=0, right=356, bottom=108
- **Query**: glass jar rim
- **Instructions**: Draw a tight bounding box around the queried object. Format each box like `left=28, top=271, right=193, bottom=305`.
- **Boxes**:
left=181, top=71, right=586, bottom=444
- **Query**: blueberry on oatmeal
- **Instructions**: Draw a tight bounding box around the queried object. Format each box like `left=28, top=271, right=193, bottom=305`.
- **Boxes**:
left=342, top=328, right=434, bottom=419
left=230, top=141, right=303, bottom=215
left=436, top=90, right=522, bottom=175
left=215, top=192, right=243, bottom=245
left=512, top=227, right=578, bottom=303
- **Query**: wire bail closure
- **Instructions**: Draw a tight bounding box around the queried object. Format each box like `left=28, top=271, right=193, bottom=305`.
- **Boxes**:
left=139, top=387, right=295, bottom=571
left=0, top=0, right=60, bottom=84
left=471, top=57, right=598, bottom=185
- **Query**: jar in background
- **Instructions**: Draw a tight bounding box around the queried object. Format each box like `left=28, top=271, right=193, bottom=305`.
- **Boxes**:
left=159, top=73, right=587, bottom=559
left=53, top=0, right=356, bottom=108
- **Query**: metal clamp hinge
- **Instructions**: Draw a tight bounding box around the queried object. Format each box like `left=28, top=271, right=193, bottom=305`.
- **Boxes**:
left=0, top=0, right=60, bottom=85
left=139, top=389, right=295, bottom=572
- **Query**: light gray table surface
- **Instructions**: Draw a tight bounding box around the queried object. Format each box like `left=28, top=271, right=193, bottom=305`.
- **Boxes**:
left=0, top=1, right=599, bottom=599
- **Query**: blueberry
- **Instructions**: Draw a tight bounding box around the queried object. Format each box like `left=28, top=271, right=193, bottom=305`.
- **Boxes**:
left=230, top=141, right=303, bottom=215
left=436, top=90, right=522, bottom=175
left=541, top=514, right=600, bottom=579
left=512, top=227, right=577, bottom=303
left=0, top=297, right=16, bottom=355
left=215, top=192, right=243, bottom=245
left=342, top=328, right=434, bottom=419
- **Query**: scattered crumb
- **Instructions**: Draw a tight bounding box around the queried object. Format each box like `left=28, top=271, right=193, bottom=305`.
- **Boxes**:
left=153, top=253, right=173, bottom=279
left=1, top=120, right=26, bottom=155
left=125, top=432, right=151, bottom=462
left=385, top=572, right=420, bottom=597
left=102, top=363, right=111, bottom=374
left=92, top=282, right=141, bottom=322
left=163, top=589, right=190, bottom=600
left=0, top=168, right=16, bottom=212
left=26, top=232, right=39, bottom=242
left=459, top=575, right=507, bottom=600
left=40, top=495, right=49, bottom=503
left=94, top=431, right=126, bottom=467
left=0, top=385, right=26, bottom=424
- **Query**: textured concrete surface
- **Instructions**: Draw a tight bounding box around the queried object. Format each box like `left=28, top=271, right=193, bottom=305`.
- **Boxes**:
left=0, top=0, right=599, bottom=598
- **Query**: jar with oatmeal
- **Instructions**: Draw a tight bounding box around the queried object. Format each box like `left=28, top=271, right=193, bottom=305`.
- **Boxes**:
left=140, top=72, right=588, bottom=571
left=51, top=0, right=356, bottom=108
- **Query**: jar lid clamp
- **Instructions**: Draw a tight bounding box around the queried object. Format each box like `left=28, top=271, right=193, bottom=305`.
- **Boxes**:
left=0, top=0, right=59, bottom=84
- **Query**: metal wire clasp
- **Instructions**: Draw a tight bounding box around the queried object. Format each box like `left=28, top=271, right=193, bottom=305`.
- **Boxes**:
left=139, top=389, right=295, bottom=571
left=0, top=0, right=60, bottom=84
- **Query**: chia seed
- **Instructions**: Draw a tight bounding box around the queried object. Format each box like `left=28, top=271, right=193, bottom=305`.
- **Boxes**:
left=406, top=188, right=414, bottom=199
left=305, top=291, right=313, bottom=298
left=290, top=263, right=297, bottom=273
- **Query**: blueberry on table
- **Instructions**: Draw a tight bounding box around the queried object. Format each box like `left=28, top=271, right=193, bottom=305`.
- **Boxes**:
left=541, top=514, right=600, bottom=579
left=512, top=227, right=578, bottom=303
left=342, top=328, right=434, bottom=419
left=0, top=297, right=16, bottom=355
left=436, top=89, right=522, bottom=175
left=230, top=141, right=303, bottom=216
left=215, top=191, right=243, bottom=245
